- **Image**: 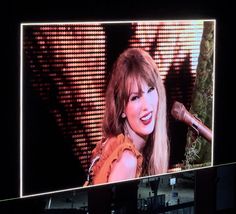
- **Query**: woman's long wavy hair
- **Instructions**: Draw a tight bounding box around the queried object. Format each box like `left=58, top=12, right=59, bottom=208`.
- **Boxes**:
left=102, top=48, right=169, bottom=175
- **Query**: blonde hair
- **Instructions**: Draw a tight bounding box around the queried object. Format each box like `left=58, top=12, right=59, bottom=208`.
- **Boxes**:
left=103, top=48, right=169, bottom=175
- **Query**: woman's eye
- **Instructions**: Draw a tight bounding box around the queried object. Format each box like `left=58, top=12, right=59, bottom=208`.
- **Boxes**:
left=130, top=95, right=139, bottom=101
left=148, top=87, right=155, bottom=93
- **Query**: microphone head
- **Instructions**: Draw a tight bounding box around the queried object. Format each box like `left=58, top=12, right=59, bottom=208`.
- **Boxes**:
left=171, top=101, right=186, bottom=121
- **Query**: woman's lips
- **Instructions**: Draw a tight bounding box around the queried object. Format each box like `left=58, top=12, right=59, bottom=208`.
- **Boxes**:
left=140, top=112, right=152, bottom=125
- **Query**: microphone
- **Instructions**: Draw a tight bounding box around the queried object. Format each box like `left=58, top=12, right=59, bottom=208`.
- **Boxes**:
left=171, top=101, right=212, bottom=142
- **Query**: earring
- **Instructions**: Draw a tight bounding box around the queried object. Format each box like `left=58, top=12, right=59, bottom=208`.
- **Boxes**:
left=121, top=112, right=126, bottom=118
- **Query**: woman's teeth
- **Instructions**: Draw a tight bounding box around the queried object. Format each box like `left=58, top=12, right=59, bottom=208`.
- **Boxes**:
left=141, top=113, right=152, bottom=121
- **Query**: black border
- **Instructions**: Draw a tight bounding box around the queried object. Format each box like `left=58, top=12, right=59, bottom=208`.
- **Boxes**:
left=2, top=0, right=235, bottom=211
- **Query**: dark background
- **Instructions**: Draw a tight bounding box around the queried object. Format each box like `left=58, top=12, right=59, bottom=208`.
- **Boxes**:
left=2, top=0, right=235, bottom=212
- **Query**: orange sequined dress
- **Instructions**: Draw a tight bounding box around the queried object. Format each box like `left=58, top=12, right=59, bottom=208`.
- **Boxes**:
left=86, top=134, right=143, bottom=185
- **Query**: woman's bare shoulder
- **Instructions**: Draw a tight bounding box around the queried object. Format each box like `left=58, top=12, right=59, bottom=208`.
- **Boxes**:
left=108, top=150, right=137, bottom=182
left=119, top=150, right=138, bottom=169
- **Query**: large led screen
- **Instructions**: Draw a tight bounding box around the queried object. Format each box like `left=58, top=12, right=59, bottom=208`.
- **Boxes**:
left=21, top=20, right=215, bottom=197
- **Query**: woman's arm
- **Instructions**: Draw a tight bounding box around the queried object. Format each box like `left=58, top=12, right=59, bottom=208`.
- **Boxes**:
left=108, top=150, right=137, bottom=182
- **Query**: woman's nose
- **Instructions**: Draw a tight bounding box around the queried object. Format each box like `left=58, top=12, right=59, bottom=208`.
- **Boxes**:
left=141, top=94, right=151, bottom=110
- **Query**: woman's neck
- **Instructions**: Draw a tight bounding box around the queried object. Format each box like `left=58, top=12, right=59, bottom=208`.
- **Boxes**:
left=124, top=121, right=147, bottom=152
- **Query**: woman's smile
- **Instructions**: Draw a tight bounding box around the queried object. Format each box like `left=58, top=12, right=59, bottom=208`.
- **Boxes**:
left=140, top=112, right=152, bottom=125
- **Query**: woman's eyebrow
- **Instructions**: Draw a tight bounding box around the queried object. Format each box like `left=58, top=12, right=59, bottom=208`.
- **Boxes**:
left=129, top=90, right=144, bottom=95
left=129, top=92, right=139, bottom=97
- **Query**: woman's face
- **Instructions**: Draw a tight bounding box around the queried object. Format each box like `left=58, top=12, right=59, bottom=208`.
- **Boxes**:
left=124, top=80, right=158, bottom=138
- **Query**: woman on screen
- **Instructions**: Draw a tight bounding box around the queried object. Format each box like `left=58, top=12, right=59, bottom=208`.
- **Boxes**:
left=85, top=48, right=169, bottom=186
